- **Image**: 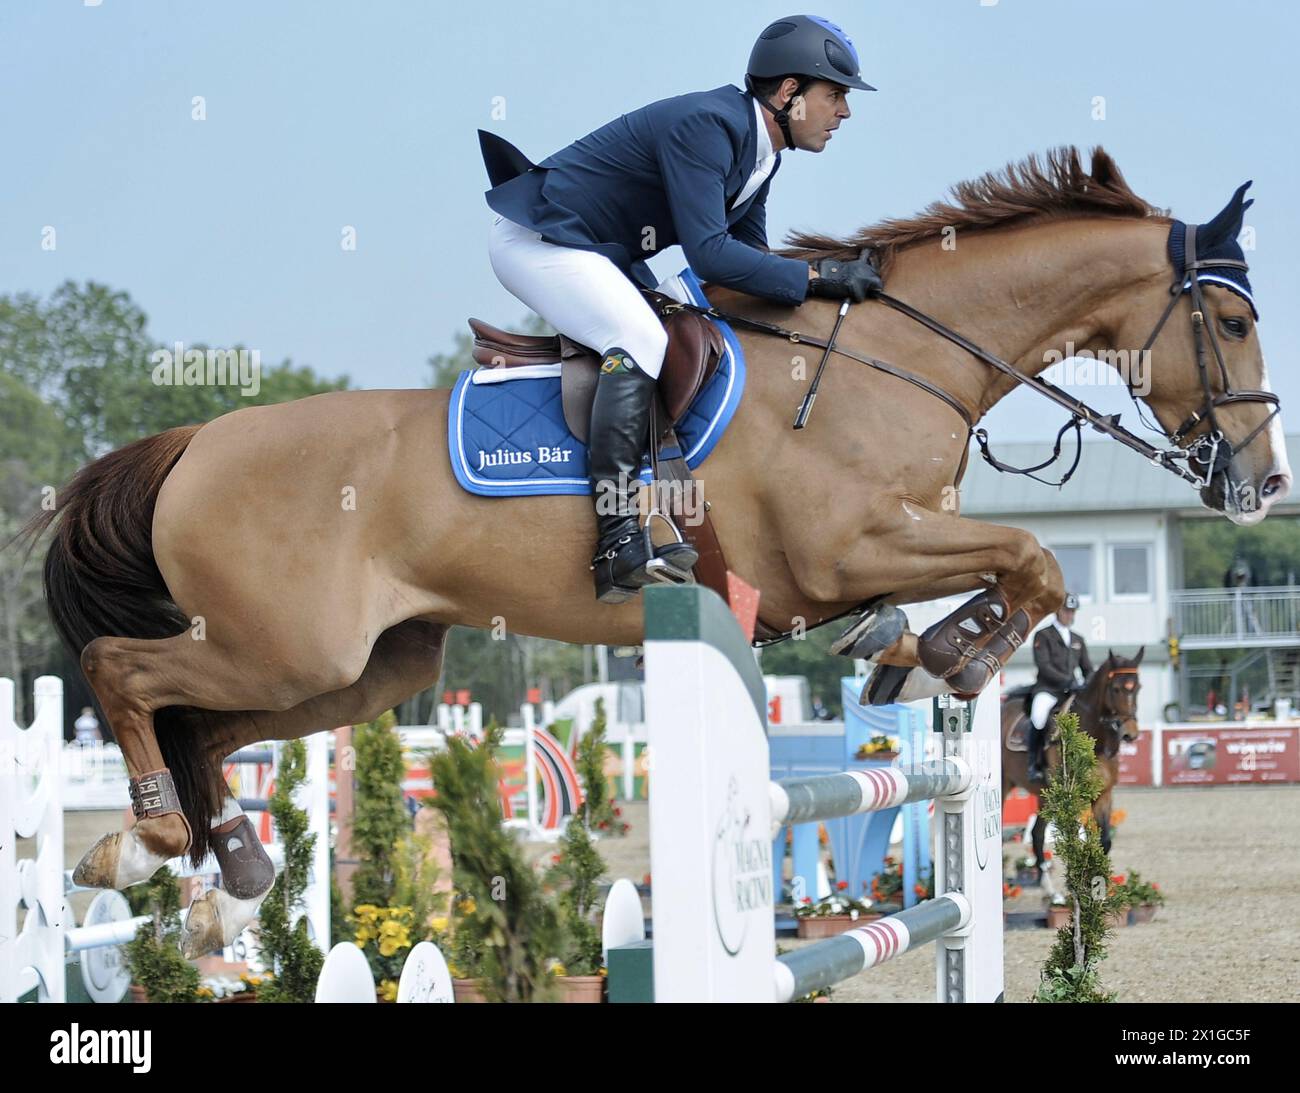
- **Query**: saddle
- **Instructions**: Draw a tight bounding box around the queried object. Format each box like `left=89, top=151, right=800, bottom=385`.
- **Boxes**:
left=1005, top=691, right=1073, bottom=753
left=467, top=294, right=724, bottom=443
left=466, top=294, right=732, bottom=605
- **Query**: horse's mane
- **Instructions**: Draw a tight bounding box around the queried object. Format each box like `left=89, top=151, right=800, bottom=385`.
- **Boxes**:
left=779, top=146, right=1168, bottom=277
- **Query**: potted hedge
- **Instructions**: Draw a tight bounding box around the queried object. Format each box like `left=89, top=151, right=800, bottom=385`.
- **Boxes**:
left=253, top=738, right=325, bottom=1002
left=426, top=722, right=562, bottom=1002
left=579, top=698, right=629, bottom=837
left=1032, top=712, right=1117, bottom=1003
left=123, top=867, right=200, bottom=1003
left=346, top=711, right=449, bottom=999
left=543, top=821, right=606, bottom=1001
left=542, top=705, right=620, bottom=1001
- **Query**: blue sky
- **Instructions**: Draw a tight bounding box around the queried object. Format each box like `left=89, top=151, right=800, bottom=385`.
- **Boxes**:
left=3, top=0, right=1297, bottom=441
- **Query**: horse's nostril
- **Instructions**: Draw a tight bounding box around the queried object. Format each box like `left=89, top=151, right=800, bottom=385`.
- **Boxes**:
left=1262, top=474, right=1291, bottom=501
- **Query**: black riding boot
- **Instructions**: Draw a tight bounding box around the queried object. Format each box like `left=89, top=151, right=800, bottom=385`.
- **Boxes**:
left=1027, top=724, right=1046, bottom=783
left=587, top=349, right=696, bottom=603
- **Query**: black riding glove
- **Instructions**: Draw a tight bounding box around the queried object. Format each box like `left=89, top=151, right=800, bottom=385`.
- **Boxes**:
left=807, top=250, right=883, bottom=303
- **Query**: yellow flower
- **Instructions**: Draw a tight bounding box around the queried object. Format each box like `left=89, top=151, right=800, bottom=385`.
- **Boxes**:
left=379, top=979, right=398, bottom=1002
left=378, top=936, right=412, bottom=958
left=430, top=916, right=449, bottom=932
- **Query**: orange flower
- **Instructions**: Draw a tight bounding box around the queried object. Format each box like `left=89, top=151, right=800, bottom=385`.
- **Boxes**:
left=836, top=880, right=848, bottom=891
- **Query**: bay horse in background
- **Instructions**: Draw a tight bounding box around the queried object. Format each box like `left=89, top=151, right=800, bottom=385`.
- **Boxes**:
left=22, top=147, right=1288, bottom=955
left=1002, top=647, right=1144, bottom=865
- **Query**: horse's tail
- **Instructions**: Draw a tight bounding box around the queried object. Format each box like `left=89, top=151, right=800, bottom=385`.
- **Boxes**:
left=22, top=425, right=228, bottom=866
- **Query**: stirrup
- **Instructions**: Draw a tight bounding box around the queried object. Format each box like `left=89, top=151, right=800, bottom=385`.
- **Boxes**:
left=642, top=510, right=697, bottom=586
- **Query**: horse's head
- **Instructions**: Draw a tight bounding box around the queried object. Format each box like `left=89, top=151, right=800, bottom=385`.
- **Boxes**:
left=1092, top=646, right=1144, bottom=746
left=1111, top=183, right=1289, bottom=525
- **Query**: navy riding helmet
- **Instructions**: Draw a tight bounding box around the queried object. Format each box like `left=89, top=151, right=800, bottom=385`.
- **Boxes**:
left=745, top=15, right=876, bottom=149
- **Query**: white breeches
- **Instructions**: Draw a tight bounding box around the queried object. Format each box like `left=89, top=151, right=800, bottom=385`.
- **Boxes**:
left=1030, top=690, right=1057, bottom=731
left=487, top=214, right=670, bottom=379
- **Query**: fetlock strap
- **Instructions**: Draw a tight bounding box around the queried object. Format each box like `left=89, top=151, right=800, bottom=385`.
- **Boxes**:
left=129, top=768, right=183, bottom=821
left=128, top=768, right=194, bottom=850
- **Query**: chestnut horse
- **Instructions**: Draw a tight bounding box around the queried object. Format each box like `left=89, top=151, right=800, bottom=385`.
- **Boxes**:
left=1002, top=648, right=1144, bottom=863
left=28, top=148, right=1289, bottom=955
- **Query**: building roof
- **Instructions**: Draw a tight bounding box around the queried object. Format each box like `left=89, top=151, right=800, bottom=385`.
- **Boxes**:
left=959, top=433, right=1300, bottom=517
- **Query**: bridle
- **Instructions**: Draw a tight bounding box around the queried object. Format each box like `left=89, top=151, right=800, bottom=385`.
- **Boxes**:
left=1073, top=664, right=1141, bottom=758
left=655, top=221, right=1280, bottom=497
left=1126, top=222, right=1280, bottom=494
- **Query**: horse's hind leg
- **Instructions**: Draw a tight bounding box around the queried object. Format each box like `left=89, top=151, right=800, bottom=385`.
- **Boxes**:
left=73, top=623, right=382, bottom=892
left=180, top=620, right=448, bottom=957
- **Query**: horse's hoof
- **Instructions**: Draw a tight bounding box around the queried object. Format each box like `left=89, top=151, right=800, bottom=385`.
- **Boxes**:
left=832, top=603, right=907, bottom=660
left=181, top=892, right=225, bottom=958
left=72, top=832, right=127, bottom=889
left=861, top=663, right=907, bottom=705
left=73, top=816, right=189, bottom=890
left=944, top=658, right=996, bottom=696
left=181, top=887, right=270, bottom=959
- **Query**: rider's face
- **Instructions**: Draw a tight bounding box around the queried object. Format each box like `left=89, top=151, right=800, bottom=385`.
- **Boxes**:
left=1057, top=608, right=1076, bottom=628
left=785, top=80, right=851, bottom=152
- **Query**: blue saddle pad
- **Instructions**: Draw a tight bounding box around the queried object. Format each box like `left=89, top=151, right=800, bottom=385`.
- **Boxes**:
left=447, top=269, right=744, bottom=496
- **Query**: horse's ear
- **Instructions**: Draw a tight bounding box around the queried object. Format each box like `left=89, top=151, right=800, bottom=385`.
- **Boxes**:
left=1200, top=180, right=1254, bottom=247
left=1134, top=645, right=1145, bottom=665
left=1107, top=647, right=1115, bottom=661
left=1090, top=147, right=1120, bottom=189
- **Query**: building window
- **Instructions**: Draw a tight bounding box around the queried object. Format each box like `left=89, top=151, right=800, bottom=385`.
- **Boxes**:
left=1049, top=545, right=1093, bottom=601
left=1109, top=543, right=1153, bottom=600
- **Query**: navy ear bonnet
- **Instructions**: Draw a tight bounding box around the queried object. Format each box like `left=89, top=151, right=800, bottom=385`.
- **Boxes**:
left=1168, top=181, right=1257, bottom=319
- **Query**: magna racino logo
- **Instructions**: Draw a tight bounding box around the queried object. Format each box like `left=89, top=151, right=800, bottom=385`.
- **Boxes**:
left=711, top=775, right=772, bottom=955
left=974, top=739, right=1001, bottom=872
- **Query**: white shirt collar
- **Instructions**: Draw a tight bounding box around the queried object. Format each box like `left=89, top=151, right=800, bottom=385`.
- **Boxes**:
left=730, top=96, right=778, bottom=211
left=752, top=95, right=774, bottom=166
left=1054, top=620, right=1071, bottom=644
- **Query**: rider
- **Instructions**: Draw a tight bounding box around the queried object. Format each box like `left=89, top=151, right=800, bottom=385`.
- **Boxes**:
left=482, top=15, right=883, bottom=603
left=1027, top=592, right=1093, bottom=780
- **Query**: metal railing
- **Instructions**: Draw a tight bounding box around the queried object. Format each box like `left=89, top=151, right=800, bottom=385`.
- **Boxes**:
left=1172, top=586, right=1300, bottom=648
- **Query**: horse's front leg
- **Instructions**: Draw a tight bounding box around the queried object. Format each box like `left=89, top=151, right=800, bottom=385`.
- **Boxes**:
left=788, top=504, right=1064, bottom=699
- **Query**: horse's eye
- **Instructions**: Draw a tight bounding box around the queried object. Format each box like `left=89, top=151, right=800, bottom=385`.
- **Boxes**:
left=1220, top=316, right=1249, bottom=338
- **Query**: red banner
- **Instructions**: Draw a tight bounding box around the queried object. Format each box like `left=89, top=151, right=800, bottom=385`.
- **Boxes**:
left=1117, top=730, right=1155, bottom=786
left=1161, top=726, right=1300, bottom=785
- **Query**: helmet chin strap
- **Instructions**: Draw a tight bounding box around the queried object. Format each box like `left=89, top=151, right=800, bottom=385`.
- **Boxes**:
left=746, top=75, right=810, bottom=151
